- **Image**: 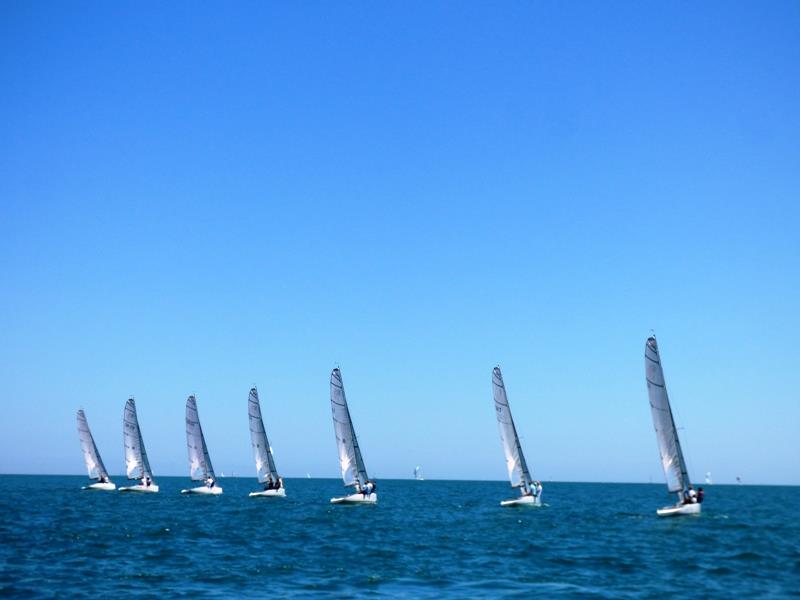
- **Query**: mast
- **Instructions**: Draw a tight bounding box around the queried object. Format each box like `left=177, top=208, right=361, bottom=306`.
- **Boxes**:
left=645, top=336, right=690, bottom=499
left=77, top=409, right=108, bottom=481
left=330, top=368, right=369, bottom=488
left=123, top=398, right=152, bottom=481
left=186, top=395, right=215, bottom=481
left=248, top=387, right=278, bottom=482
left=492, top=367, right=533, bottom=491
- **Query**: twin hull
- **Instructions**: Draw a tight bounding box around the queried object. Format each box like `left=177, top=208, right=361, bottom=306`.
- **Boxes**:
left=330, top=492, right=377, bottom=504
left=657, top=502, right=701, bottom=517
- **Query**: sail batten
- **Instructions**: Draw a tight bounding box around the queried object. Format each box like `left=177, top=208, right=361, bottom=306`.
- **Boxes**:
left=77, top=410, right=109, bottom=481
left=248, top=388, right=279, bottom=483
left=330, top=368, right=368, bottom=488
left=645, top=337, right=690, bottom=494
left=492, top=367, right=534, bottom=490
left=185, top=395, right=215, bottom=481
left=123, top=398, right=153, bottom=482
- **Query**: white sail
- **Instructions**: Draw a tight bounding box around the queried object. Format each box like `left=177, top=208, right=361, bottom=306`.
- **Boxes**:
left=123, top=398, right=153, bottom=481
left=185, top=395, right=215, bottom=481
left=248, top=387, right=278, bottom=483
left=330, top=368, right=368, bottom=488
left=77, top=409, right=109, bottom=480
left=492, top=367, right=533, bottom=490
left=645, top=336, right=690, bottom=495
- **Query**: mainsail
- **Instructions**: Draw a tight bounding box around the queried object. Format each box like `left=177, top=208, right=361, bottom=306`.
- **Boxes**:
left=645, top=336, right=690, bottom=495
left=77, top=409, right=109, bottom=480
left=123, top=398, right=153, bottom=481
left=330, top=368, right=368, bottom=488
left=185, top=395, right=215, bottom=481
left=248, top=387, right=278, bottom=483
left=492, top=367, right=533, bottom=490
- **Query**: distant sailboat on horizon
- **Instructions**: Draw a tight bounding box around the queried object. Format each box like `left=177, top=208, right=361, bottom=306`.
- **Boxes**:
left=247, top=387, right=285, bottom=498
left=414, top=466, right=424, bottom=481
left=76, top=409, right=115, bottom=491
left=645, top=336, right=701, bottom=516
left=492, top=367, right=543, bottom=507
left=330, top=368, right=377, bottom=504
left=119, top=398, right=159, bottom=493
left=181, top=395, right=222, bottom=495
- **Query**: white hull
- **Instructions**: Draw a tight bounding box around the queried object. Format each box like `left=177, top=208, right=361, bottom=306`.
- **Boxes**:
left=501, top=494, right=542, bottom=507
left=181, top=485, right=223, bottom=495
left=657, top=503, right=701, bottom=517
left=81, top=482, right=116, bottom=491
left=119, top=483, right=159, bottom=493
left=249, top=488, right=286, bottom=498
left=331, top=492, right=377, bottom=504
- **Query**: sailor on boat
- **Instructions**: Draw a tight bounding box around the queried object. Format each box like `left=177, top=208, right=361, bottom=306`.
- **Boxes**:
left=145, top=476, right=152, bottom=487
left=697, top=487, right=705, bottom=503
left=361, top=480, right=376, bottom=497
left=205, top=475, right=216, bottom=489
left=683, top=485, right=697, bottom=504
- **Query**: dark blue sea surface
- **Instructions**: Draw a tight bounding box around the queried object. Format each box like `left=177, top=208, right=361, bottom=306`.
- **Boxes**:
left=0, top=476, right=798, bottom=598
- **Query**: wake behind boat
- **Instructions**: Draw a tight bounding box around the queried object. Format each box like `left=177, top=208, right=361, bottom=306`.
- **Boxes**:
left=77, top=409, right=115, bottom=490
left=119, top=398, right=159, bottom=493
left=247, top=387, right=286, bottom=498
left=645, top=336, right=703, bottom=517
left=181, top=395, right=223, bottom=495
left=493, top=367, right=543, bottom=507
left=329, top=368, right=377, bottom=504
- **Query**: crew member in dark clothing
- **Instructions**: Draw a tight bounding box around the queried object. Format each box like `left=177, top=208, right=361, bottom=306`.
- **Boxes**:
left=697, top=487, right=705, bottom=503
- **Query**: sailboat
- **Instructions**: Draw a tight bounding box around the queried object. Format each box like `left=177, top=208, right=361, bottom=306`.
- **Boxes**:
left=414, top=466, right=424, bottom=481
left=76, top=409, right=115, bottom=490
left=247, top=387, right=286, bottom=498
left=181, top=395, right=223, bottom=495
left=645, top=336, right=700, bottom=516
left=119, top=398, right=159, bottom=493
left=493, top=367, right=542, bottom=507
left=329, top=368, right=376, bottom=504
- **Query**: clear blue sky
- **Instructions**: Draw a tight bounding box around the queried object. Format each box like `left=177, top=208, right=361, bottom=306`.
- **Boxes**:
left=1, top=2, right=798, bottom=485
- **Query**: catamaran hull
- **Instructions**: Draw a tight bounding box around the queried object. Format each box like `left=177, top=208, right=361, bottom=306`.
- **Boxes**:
left=119, top=484, right=159, bottom=493
left=181, top=486, right=223, bottom=495
left=81, top=482, right=116, bottom=491
left=501, top=495, right=542, bottom=507
left=249, top=488, right=286, bottom=498
left=657, top=503, right=701, bottom=517
left=331, top=492, right=377, bottom=504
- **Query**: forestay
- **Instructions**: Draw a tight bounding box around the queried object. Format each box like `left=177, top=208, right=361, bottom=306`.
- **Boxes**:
left=645, top=336, right=689, bottom=494
left=185, top=395, right=215, bottom=481
left=77, top=409, right=109, bottom=480
left=492, top=367, right=533, bottom=489
left=123, top=398, right=153, bottom=481
left=248, top=387, right=278, bottom=483
left=330, top=368, right=368, bottom=488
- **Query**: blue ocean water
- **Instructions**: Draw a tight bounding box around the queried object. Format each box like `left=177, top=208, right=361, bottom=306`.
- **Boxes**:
left=0, top=476, right=798, bottom=598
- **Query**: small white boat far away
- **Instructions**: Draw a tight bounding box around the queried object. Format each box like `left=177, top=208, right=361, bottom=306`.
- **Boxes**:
left=247, top=387, right=286, bottom=498
left=414, top=466, right=424, bottom=481
left=493, top=367, right=543, bottom=507
left=181, top=395, right=223, bottom=495
left=77, top=409, right=115, bottom=490
left=645, top=336, right=701, bottom=517
left=329, top=368, right=376, bottom=504
left=119, top=398, right=159, bottom=493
